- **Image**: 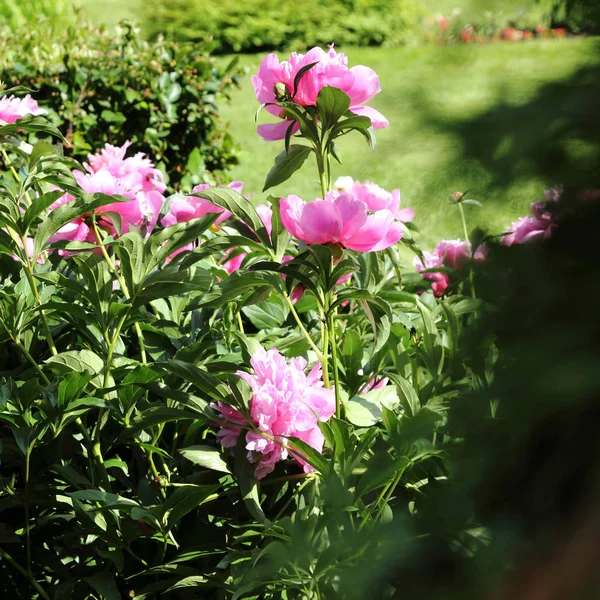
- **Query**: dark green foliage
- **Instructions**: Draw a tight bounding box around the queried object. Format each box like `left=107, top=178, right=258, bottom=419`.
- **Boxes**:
left=142, top=0, right=423, bottom=53
left=544, top=0, right=600, bottom=32
left=0, top=19, right=242, bottom=190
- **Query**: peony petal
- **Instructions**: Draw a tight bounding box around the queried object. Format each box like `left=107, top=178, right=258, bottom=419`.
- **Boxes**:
left=257, top=120, right=299, bottom=141
left=281, top=195, right=307, bottom=240
left=344, top=209, right=398, bottom=252
left=349, top=105, right=389, bottom=130
left=343, top=65, right=381, bottom=105
left=333, top=193, right=367, bottom=239
left=300, top=200, right=343, bottom=244
left=395, top=207, right=415, bottom=222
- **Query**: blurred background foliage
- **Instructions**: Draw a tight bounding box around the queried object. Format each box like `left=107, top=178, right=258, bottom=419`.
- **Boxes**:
left=1, top=0, right=599, bottom=241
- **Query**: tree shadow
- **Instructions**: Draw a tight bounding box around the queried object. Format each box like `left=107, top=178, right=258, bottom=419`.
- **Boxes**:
left=422, top=41, right=600, bottom=196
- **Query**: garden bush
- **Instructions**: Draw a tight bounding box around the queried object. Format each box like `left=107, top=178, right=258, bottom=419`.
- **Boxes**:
left=1, top=43, right=598, bottom=599
left=142, top=0, right=423, bottom=53
left=0, top=19, right=241, bottom=191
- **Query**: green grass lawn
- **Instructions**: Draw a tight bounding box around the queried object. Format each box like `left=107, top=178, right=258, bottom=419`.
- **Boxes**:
left=75, top=0, right=139, bottom=29
left=219, top=38, right=600, bottom=245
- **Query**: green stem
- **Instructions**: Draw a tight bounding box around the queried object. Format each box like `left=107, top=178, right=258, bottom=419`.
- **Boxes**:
left=0, top=547, right=51, bottom=600
left=16, top=231, right=57, bottom=356
left=328, top=309, right=341, bottom=418
left=457, top=202, right=476, bottom=299
left=1, top=147, right=33, bottom=207
left=282, top=291, right=325, bottom=364
left=320, top=314, right=330, bottom=389
left=24, top=441, right=33, bottom=577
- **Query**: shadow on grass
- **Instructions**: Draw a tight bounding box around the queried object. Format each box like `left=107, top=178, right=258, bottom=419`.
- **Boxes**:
left=423, top=42, right=600, bottom=197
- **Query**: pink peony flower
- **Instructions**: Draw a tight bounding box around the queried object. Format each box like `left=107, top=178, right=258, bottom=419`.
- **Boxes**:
left=281, top=191, right=403, bottom=253
left=414, top=239, right=487, bottom=296
left=86, top=141, right=166, bottom=194
left=413, top=251, right=449, bottom=297
left=162, top=181, right=245, bottom=227
left=502, top=189, right=560, bottom=246
left=47, top=143, right=166, bottom=251
left=48, top=169, right=164, bottom=249
left=213, top=347, right=335, bottom=479
left=336, top=177, right=414, bottom=222
left=252, top=44, right=388, bottom=141
left=0, top=94, right=46, bottom=124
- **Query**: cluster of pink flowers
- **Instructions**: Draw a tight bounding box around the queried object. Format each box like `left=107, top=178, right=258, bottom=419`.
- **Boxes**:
left=502, top=188, right=560, bottom=246
left=252, top=44, right=388, bottom=141
left=0, top=94, right=46, bottom=124
left=49, top=142, right=166, bottom=248
left=414, top=239, right=487, bottom=297
left=281, top=188, right=407, bottom=253
left=213, top=347, right=335, bottom=479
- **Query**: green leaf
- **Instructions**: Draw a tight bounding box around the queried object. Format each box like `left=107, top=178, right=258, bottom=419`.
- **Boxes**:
left=262, top=145, right=312, bottom=192
left=162, top=360, right=228, bottom=401
left=84, top=572, right=121, bottom=600
left=387, top=373, right=420, bottom=417
left=241, top=296, right=289, bottom=329
left=194, top=270, right=281, bottom=308
left=161, top=485, right=218, bottom=530
left=268, top=195, right=292, bottom=261
left=234, top=435, right=265, bottom=523
left=292, top=61, right=318, bottom=98
left=22, top=190, right=64, bottom=232
left=179, top=445, right=231, bottom=473
left=192, top=187, right=271, bottom=247
left=46, top=350, right=104, bottom=376
left=345, top=395, right=381, bottom=427
left=288, top=437, right=329, bottom=474
left=316, top=86, right=351, bottom=132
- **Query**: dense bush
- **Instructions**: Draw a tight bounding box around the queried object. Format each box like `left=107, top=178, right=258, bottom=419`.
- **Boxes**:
left=0, top=20, right=241, bottom=190
left=0, top=0, right=74, bottom=29
left=142, top=0, right=422, bottom=53
left=545, top=0, right=600, bottom=32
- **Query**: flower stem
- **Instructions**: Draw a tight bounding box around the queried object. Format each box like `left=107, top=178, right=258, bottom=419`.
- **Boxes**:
left=457, top=202, right=476, bottom=299
left=282, top=291, right=325, bottom=365
left=328, top=309, right=342, bottom=418
left=0, top=547, right=51, bottom=600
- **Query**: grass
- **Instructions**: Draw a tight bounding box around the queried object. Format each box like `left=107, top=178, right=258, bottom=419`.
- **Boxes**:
left=219, top=38, right=600, bottom=245
left=75, top=0, right=139, bottom=29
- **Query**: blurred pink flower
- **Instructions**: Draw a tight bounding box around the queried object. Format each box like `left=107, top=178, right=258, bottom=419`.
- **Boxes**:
left=502, top=189, right=560, bottom=246
left=281, top=191, right=403, bottom=252
left=0, top=94, right=46, bottom=124
left=414, top=251, right=449, bottom=297
left=336, top=177, right=414, bottom=222
left=47, top=143, right=166, bottom=251
left=213, top=347, right=335, bottom=479
left=162, top=181, right=245, bottom=227
left=252, top=44, right=388, bottom=141
left=414, top=239, right=487, bottom=296
left=86, top=141, right=166, bottom=194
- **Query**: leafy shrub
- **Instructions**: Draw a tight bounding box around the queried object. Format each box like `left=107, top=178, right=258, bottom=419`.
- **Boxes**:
left=0, top=20, right=242, bottom=190
left=544, top=0, right=600, bottom=32
left=0, top=0, right=74, bottom=29
left=142, top=0, right=423, bottom=53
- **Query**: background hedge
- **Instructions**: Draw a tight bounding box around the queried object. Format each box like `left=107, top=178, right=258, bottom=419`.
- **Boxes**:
left=141, top=0, right=423, bottom=53
left=0, top=19, right=241, bottom=189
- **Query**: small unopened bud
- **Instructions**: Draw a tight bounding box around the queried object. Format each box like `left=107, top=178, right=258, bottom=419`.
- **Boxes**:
left=274, top=82, right=288, bottom=101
